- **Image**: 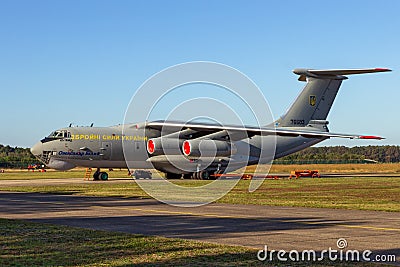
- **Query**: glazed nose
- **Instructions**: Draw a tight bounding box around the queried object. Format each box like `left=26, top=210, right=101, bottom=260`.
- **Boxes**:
left=30, top=142, right=42, bottom=157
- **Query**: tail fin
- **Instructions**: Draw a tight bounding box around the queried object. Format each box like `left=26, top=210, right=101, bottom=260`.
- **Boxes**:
left=276, top=68, right=391, bottom=127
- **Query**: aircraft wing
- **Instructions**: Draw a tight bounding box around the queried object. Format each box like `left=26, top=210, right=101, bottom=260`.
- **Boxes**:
left=143, top=120, right=384, bottom=141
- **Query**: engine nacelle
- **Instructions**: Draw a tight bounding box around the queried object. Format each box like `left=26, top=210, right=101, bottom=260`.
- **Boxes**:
left=182, top=139, right=236, bottom=157
left=147, top=137, right=183, bottom=156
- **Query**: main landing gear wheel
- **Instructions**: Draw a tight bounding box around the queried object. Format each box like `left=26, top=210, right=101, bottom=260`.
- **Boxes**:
left=192, top=172, right=199, bottom=179
left=200, top=170, right=210, bottom=180
left=183, top=173, right=192, bottom=179
left=191, top=171, right=210, bottom=180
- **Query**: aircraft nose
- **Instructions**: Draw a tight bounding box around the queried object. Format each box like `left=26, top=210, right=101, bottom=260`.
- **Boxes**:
left=30, top=142, right=42, bottom=157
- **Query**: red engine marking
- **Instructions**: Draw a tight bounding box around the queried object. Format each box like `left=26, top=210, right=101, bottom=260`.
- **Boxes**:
left=147, top=139, right=155, bottom=154
left=183, top=140, right=191, bottom=156
left=360, top=135, right=383, bottom=140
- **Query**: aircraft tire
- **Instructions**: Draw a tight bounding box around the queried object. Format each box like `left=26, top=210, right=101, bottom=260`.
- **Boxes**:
left=93, top=172, right=100, bottom=181
left=99, top=172, right=108, bottom=181
left=200, top=171, right=210, bottom=180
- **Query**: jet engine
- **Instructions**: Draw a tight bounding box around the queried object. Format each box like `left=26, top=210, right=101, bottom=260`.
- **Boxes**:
left=182, top=139, right=236, bottom=157
left=146, top=137, right=183, bottom=156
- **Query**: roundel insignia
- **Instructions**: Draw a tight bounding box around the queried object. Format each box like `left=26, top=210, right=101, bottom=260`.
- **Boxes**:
left=309, top=95, right=316, bottom=106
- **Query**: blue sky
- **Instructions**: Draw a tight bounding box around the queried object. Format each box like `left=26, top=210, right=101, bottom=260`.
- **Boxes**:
left=0, top=0, right=399, bottom=147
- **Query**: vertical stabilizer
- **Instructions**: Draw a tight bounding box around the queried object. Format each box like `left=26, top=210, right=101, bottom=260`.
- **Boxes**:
left=276, top=68, right=391, bottom=127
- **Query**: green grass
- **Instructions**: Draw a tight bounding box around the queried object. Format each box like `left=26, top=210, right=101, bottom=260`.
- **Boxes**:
left=0, top=183, right=150, bottom=198
left=0, top=178, right=399, bottom=211
left=220, top=178, right=400, bottom=212
left=0, top=218, right=260, bottom=266
left=3, top=162, right=400, bottom=180
left=0, top=218, right=383, bottom=267
left=0, top=169, right=131, bottom=180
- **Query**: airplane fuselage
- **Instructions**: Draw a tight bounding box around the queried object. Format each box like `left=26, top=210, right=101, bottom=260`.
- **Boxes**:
left=31, top=124, right=325, bottom=175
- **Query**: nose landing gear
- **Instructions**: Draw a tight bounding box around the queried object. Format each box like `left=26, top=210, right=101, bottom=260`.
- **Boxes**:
left=93, top=168, right=109, bottom=181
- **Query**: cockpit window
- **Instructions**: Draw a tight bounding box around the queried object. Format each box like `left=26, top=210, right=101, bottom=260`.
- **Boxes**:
left=48, top=130, right=70, bottom=138
left=41, top=130, right=71, bottom=143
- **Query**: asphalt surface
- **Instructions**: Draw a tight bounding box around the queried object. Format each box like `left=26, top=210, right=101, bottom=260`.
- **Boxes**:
left=0, top=188, right=399, bottom=262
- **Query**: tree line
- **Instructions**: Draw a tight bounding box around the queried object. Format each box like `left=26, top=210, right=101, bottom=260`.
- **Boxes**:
left=277, top=145, right=400, bottom=163
left=0, top=144, right=399, bottom=168
left=0, top=144, right=38, bottom=168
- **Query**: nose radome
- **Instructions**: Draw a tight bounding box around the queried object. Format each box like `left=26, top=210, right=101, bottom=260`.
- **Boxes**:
left=30, top=142, right=42, bottom=157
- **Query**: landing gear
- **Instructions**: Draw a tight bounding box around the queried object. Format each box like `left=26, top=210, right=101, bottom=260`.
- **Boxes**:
left=165, top=172, right=182, bottom=179
left=200, top=170, right=210, bottom=180
left=93, top=168, right=100, bottom=180
left=190, top=170, right=210, bottom=180
left=99, top=172, right=108, bottom=180
left=165, top=171, right=213, bottom=180
left=93, top=168, right=108, bottom=181
left=183, top=173, right=192, bottom=179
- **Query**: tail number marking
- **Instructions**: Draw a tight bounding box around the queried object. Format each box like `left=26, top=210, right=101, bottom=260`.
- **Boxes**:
left=290, top=119, right=305, bottom=125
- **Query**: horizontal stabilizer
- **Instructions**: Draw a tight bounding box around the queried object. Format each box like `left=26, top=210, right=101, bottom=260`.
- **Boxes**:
left=294, top=68, right=391, bottom=81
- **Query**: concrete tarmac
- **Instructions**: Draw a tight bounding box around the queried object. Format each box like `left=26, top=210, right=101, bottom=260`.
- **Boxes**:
left=0, top=189, right=399, bottom=262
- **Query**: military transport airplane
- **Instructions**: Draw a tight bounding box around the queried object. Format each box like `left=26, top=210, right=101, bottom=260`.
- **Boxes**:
left=31, top=68, right=390, bottom=180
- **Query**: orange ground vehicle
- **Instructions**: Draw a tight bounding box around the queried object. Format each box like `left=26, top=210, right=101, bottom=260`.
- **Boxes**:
left=27, top=164, right=46, bottom=172
left=289, top=170, right=320, bottom=179
left=211, top=173, right=283, bottom=180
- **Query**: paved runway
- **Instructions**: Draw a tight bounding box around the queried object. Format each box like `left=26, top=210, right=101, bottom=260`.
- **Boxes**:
left=0, top=191, right=399, bottom=262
